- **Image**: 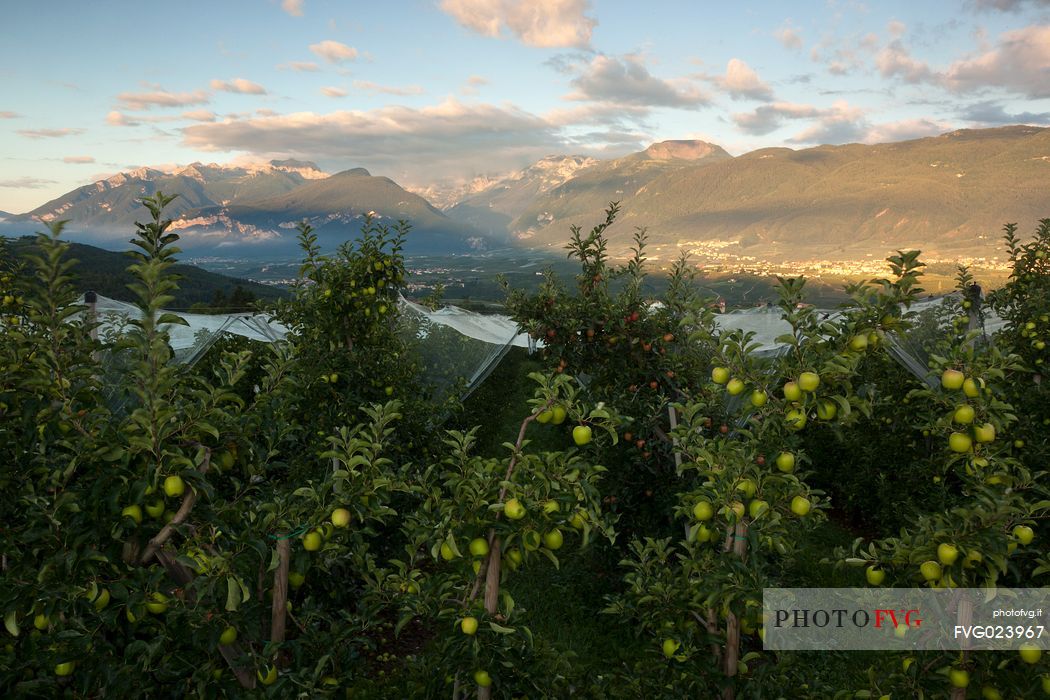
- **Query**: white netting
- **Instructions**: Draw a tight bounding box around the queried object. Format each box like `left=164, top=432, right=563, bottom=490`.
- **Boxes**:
left=75, top=290, right=1008, bottom=398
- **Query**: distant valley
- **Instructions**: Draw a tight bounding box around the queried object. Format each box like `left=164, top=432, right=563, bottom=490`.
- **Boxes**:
left=3, top=126, right=1049, bottom=282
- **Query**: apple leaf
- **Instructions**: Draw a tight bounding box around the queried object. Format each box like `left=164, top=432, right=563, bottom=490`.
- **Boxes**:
left=4, top=611, right=19, bottom=637
left=225, top=577, right=240, bottom=612
left=488, top=622, right=516, bottom=634
left=291, top=487, right=315, bottom=498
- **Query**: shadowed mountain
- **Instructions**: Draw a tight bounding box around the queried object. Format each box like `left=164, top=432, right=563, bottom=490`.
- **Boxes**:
left=4, top=236, right=288, bottom=308
left=171, top=168, right=493, bottom=254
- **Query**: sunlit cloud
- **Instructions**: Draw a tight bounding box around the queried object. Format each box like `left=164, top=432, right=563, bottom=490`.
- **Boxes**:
left=439, top=0, right=596, bottom=49
left=309, top=40, right=358, bottom=64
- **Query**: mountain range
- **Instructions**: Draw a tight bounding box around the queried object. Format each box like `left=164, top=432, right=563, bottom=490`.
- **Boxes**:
left=5, top=160, right=490, bottom=256
left=4, top=126, right=1049, bottom=266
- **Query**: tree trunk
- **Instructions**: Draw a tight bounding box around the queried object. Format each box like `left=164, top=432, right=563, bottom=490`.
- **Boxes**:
left=270, top=538, right=291, bottom=645
left=722, top=520, right=748, bottom=700
left=478, top=537, right=502, bottom=700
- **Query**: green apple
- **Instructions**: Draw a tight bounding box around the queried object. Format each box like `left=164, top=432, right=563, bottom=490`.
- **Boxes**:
left=536, top=409, right=553, bottom=424
left=790, top=496, right=811, bottom=516
left=727, top=502, right=746, bottom=520
left=93, top=589, right=111, bottom=611
left=440, top=542, right=456, bottom=561
left=331, top=508, right=351, bottom=528
left=1013, top=525, right=1034, bottom=545
left=937, top=543, right=959, bottom=566
left=949, top=668, right=969, bottom=688
left=941, top=369, right=965, bottom=390
left=468, top=538, right=489, bottom=557
left=572, top=425, right=593, bottom=446
left=461, top=616, right=478, bottom=635
left=33, top=614, right=49, bottom=631
left=384, top=385, right=394, bottom=396
left=776, top=452, right=796, bottom=473
left=144, top=500, right=165, bottom=519
left=504, top=498, right=526, bottom=520
left=920, top=560, right=942, bottom=581
left=785, top=408, right=807, bottom=431
left=694, top=524, right=712, bottom=543
left=962, top=378, right=980, bottom=397
left=692, top=500, right=714, bottom=521
left=1041, top=674, right=1050, bottom=694
left=711, top=367, right=730, bottom=384
left=948, top=432, right=972, bottom=453
left=289, top=572, right=305, bottom=589
left=506, top=548, right=523, bottom=567
left=1019, top=644, right=1042, bottom=664
left=981, top=686, right=1003, bottom=700
left=54, top=661, right=75, bottom=677
left=543, top=529, right=564, bottom=550
left=816, top=400, right=837, bottom=420
left=849, top=334, right=869, bottom=351
left=163, top=475, right=185, bottom=498
left=474, top=670, right=492, bottom=687
left=219, top=626, right=237, bottom=645
left=974, top=423, right=996, bottom=443
left=798, top=372, right=820, bottom=392
left=121, top=504, right=143, bottom=525
left=953, top=405, right=975, bottom=424
left=726, top=378, right=746, bottom=396
left=258, top=665, right=278, bottom=686
left=748, top=499, right=769, bottom=519
left=662, top=638, right=681, bottom=658
left=866, top=566, right=885, bottom=586
left=303, top=531, right=323, bottom=552
left=146, top=592, right=169, bottom=615
left=750, top=390, right=768, bottom=407
left=736, top=479, right=757, bottom=498
left=568, top=511, right=586, bottom=529
left=783, top=381, right=802, bottom=401
left=550, top=406, right=567, bottom=425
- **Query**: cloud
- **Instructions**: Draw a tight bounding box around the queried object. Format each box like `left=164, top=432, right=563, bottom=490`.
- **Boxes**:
left=17, top=127, right=85, bottom=139
left=461, top=75, right=489, bottom=95
left=278, top=61, right=320, bottom=72
left=888, top=19, right=907, bottom=38
left=107, top=111, right=139, bottom=127
left=439, top=0, right=596, bottom=49
left=0, top=111, right=20, bottom=119
left=774, top=22, right=803, bottom=50
left=718, top=59, right=774, bottom=100
left=732, top=102, right=821, bottom=135
left=309, top=40, right=358, bottom=63
left=320, top=86, right=348, bottom=97
left=959, top=99, right=1050, bottom=124
left=0, top=176, right=57, bottom=188
left=117, top=89, right=210, bottom=110
left=182, top=109, right=217, bottom=122
left=281, top=0, right=304, bottom=16
left=876, top=40, right=935, bottom=83
left=567, top=54, right=708, bottom=108
left=861, top=118, right=956, bottom=143
left=210, top=78, right=267, bottom=94
left=965, top=0, right=1050, bottom=11
left=944, top=24, right=1050, bottom=98
left=353, top=80, right=424, bottom=96
left=62, top=155, right=95, bottom=164
left=180, top=98, right=563, bottom=183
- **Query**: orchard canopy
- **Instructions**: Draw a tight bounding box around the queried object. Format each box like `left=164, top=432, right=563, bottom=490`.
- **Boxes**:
left=75, top=290, right=1007, bottom=396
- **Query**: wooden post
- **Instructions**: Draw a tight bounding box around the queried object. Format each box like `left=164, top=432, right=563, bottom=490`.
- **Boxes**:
left=270, top=538, right=291, bottom=645
left=722, top=520, right=748, bottom=700
left=951, top=596, right=973, bottom=700
left=478, top=537, right=502, bottom=700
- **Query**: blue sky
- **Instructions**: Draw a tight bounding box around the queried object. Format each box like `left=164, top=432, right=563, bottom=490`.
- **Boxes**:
left=2, top=0, right=1049, bottom=212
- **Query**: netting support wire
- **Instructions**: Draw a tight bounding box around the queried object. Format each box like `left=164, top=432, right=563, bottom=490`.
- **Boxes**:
left=458, top=339, right=516, bottom=403
left=182, top=316, right=239, bottom=369
left=884, top=333, right=938, bottom=389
